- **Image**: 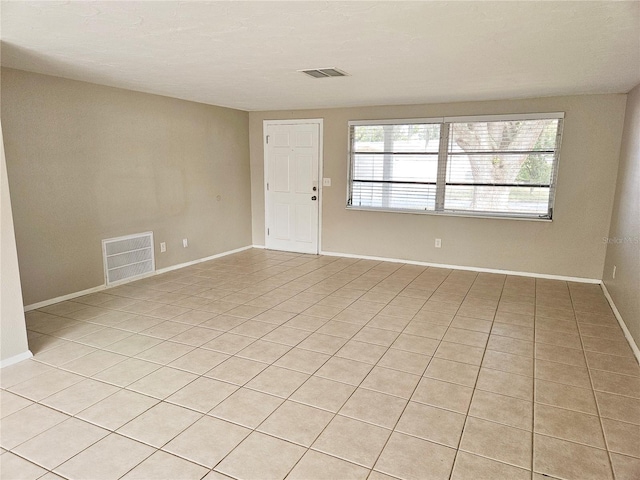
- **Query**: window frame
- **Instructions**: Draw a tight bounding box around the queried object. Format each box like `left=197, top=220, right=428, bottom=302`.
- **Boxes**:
left=346, top=112, right=564, bottom=221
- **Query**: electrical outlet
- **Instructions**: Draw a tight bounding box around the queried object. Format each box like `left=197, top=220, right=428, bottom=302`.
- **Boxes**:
left=160, top=242, right=166, bottom=253
left=435, top=238, right=442, bottom=248
left=183, top=238, right=188, bottom=248
left=613, top=265, right=616, bottom=279
left=323, top=178, right=331, bottom=187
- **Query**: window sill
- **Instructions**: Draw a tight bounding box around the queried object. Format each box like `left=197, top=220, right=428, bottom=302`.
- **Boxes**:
left=345, top=205, right=553, bottom=222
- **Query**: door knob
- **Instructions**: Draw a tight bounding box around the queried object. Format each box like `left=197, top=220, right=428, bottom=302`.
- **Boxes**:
left=313, top=186, right=317, bottom=191
left=311, top=196, right=317, bottom=201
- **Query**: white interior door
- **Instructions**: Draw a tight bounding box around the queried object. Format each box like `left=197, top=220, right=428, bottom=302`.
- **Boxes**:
left=265, top=122, right=320, bottom=254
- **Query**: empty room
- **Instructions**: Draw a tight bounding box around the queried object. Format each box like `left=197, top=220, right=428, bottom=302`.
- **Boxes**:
left=1, top=1, right=639, bottom=479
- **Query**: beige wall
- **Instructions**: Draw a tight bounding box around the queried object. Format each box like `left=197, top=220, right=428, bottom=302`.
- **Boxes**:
left=603, top=84, right=640, bottom=347
left=2, top=68, right=252, bottom=306
left=250, top=95, right=627, bottom=279
left=1, top=120, right=30, bottom=364
left=1, top=66, right=630, bottom=311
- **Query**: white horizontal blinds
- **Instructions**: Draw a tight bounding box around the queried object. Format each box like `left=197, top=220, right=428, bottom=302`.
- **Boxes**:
left=349, top=123, right=441, bottom=211
left=347, top=113, right=564, bottom=219
left=444, top=118, right=561, bottom=217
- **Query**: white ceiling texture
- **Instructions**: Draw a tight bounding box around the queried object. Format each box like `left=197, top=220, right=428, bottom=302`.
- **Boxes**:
left=1, top=1, right=639, bottom=111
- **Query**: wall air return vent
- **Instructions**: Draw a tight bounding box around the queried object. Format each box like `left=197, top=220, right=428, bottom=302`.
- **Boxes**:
left=299, top=68, right=349, bottom=78
left=102, top=232, right=155, bottom=286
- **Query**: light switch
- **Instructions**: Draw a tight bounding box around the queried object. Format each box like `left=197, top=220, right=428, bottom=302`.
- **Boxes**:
left=323, top=178, right=331, bottom=187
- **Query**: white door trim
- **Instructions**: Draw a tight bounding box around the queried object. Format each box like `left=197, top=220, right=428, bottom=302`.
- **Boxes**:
left=263, top=119, right=324, bottom=254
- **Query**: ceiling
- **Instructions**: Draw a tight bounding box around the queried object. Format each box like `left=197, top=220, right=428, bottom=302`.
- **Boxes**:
left=1, top=1, right=639, bottom=111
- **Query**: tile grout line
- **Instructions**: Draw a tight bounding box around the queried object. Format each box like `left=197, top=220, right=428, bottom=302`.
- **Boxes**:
left=3, top=284, right=520, bottom=480
left=568, top=283, right=617, bottom=480
left=115, top=252, right=372, bottom=479
left=13, top=308, right=502, bottom=469
left=160, top=269, right=480, bottom=476
left=209, top=261, right=423, bottom=478
left=311, top=265, right=444, bottom=478
left=97, top=251, right=336, bottom=480
left=20, top=258, right=361, bottom=405
left=447, top=273, right=507, bottom=480
left=11, top=251, right=318, bottom=479
left=114, top=258, right=332, bottom=476
left=8, top=252, right=635, bottom=480
left=27, top=255, right=370, bottom=398
left=338, top=268, right=450, bottom=478
left=363, top=270, right=491, bottom=477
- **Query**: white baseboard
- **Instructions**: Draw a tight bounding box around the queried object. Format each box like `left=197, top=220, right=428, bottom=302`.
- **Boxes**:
left=24, top=245, right=254, bottom=312
left=155, top=245, right=253, bottom=274
left=1, top=350, right=33, bottom=368
left=601, top=283, right=640, bottom=365
left=24, top=284, right=107, bottom=312
left=320, top=250, right=601, bottom=284
left=22, top=244, right=604, bottom=312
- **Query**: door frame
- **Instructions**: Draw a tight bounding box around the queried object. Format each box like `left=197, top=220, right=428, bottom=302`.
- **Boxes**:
left=263, top=118, right=324, bottom=254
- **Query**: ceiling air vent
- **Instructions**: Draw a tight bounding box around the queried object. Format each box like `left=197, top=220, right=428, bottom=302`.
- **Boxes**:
left=299, top=68, right=349, bottom=78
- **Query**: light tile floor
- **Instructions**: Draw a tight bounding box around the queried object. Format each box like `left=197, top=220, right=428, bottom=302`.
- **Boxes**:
left=1, top=249, right=639, bottom=480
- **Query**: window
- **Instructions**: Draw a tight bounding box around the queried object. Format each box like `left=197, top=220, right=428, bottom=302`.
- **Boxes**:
left=348, top=113, right=564, bottom=219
